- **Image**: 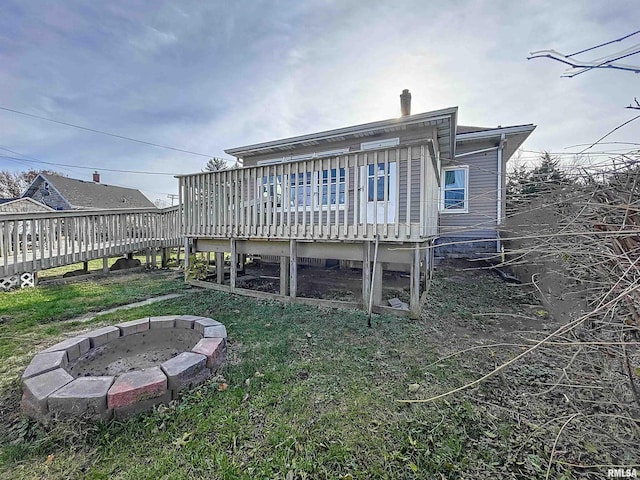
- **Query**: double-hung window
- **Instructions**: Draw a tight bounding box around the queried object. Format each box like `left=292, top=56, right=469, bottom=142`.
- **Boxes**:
left=320, top=168, right=346, bottom=206
left=441, top=166, right=468, bottom=213
left=367, top=163, right=389, bottom=201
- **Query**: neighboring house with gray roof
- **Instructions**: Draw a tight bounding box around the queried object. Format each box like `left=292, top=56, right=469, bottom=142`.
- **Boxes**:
left=21, top=173, right=156, bottom=211
left=0, top=197, right=54, bottom=213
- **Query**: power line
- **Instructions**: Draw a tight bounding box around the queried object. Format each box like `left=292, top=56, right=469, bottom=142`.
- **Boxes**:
left=528, top=30, right=640, bottom=77
left=0, top=105, right=217, bottom=158
left=0, top=146, right=181, bottom=176
left=578, top=113, right=640, bottom=154
left=567, top=29, right=640, bottom=57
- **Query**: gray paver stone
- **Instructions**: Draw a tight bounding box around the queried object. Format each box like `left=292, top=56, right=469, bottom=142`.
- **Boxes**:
left=107, top=367, right=167, bottom=409
left=21, top=351, right=68, bottom=381
left=203, top=324, right=227, bottom=339
left=21, top=368, right=74, bottom=417
left=48, top=376, right=115, bottom=421
left=42, top=336, right=91, bottom=361
left=78, top=326, right=120, bottom=348
left=194, top=318, right=222, bottom=335
left=161, top=352, right=210, bottom=395
left=149, top=316, right=176, bottom=329
left=192, top=337, right=226, bottom=370
left=116, top=318, right=150, bottom=336
left=113, top=391, right=171, bottom=420
left=174, top=315, right=200, bottom=330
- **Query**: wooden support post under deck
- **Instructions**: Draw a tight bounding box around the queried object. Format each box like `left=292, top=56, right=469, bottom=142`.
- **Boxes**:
left=151, top=248, right=157, bottom=269
left=289, top=240, right=297, bottom=298
left=102, top=257, right=109, bottom=273
left=183, top=238, right=190, bottom=270
left=373, top=261, right=383, bottom=306
left=83, top=260, right=88, bottom=272
left=145, top=248, right=150, bottom=267
left=161, top=248, right=168, bottom=268
left=409, top=243, right=421, bottom=319
left=230, top=239, right=237, bottom=290
left=280, top=255, right=289, bottom=296
left=216, top=252, right=224, bottom=284
left=362, top=241, right=371, bottom=308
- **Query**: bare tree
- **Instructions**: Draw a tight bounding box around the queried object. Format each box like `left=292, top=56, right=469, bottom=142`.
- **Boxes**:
left=0, top=169, right=60, bottom=198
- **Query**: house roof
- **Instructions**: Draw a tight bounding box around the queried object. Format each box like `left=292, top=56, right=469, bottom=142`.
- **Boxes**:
left=225, top=107, right=459, bottom=160
left=0, top=197, right=55, bottom=212
left=23, top=173, right=156, bottom=210
left=456, top=124, right=536, bottom=162
left=456, top=124, right=536, bottom=140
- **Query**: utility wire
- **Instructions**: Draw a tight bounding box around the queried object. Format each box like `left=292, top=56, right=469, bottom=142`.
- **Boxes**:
left=578, top=113, right=640, bottom=154
left=567, top=30, right=640, bottom=57
left=0, top=105, right=216, bottom=158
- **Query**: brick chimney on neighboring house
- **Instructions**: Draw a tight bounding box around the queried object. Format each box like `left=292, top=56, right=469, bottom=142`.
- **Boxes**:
left=400, top=89, right=411, bottom=116
left=93, top=171, right=100, bottom=183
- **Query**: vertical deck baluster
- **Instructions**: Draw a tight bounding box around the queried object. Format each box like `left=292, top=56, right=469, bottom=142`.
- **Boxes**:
left=301, top=161, right=307, bottom=238
left=395, top=148, right=400, bottom=238
left=334, top=156, right=340, bottom=239
left=383, top=149, right=389, bottom=239
left=342, top=155, right=349, bottom=239
left=406, top=146, right=412, bottom=238
left=353, top=153, right=359, bottom=238
left=420, top=145, right=426, bottom=238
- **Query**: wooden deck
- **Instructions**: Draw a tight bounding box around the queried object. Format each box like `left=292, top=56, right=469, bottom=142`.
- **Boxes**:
left=177, top=141, right=440, bottom=242
left=0, top=206, right=181, bottom=277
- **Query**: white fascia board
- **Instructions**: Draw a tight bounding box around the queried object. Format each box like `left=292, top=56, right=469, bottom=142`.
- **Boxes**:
left=224, top=107, right=459, bottom=156
left=456, top=124, right=536, bottom=142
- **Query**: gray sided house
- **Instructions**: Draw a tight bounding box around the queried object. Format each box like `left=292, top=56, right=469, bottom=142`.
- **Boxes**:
left=0, top=197, right=54, bottom=213
left=177, top=91, right=534, bottom=317
left=22, top=173, right=155, bottom=210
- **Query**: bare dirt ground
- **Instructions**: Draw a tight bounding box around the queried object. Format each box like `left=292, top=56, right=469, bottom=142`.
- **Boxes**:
left=232, top=260, right=414, bottom=305
left=68, top=328, right=202, bottom=377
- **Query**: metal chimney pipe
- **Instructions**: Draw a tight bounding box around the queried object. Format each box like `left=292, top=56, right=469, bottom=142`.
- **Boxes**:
left=400, top=89, right=411, bottom=116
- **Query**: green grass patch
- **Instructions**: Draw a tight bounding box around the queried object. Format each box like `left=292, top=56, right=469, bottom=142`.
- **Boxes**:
left=0, top=267, right=548, bottom=479
left=37, top=249, right=182, bottom=278
left=0, top=272, right=186, bottom=386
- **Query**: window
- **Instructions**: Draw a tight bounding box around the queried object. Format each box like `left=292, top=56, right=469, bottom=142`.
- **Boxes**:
left=320, top=168, right=345, bottom=205
left=260, top=169, right=346, bottom=210
left=367, top=163, right=389, bottom=201
left=441, top=166, right=468, bottom=212
left=261, top=175, right=283, bottom=206
left=289, top=172, right=312, bottom=207
left=361, top=137, right=399, bottom=150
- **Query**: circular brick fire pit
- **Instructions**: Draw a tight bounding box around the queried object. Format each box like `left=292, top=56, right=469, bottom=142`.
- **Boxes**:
left=20, top=316, right=227, bottom=423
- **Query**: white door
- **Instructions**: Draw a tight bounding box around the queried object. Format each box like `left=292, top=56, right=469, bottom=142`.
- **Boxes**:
left=359, top=162, right=397, bottom=223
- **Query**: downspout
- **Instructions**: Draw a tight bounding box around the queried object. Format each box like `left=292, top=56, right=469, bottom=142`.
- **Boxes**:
left=496, top=134, right=506, bottom=254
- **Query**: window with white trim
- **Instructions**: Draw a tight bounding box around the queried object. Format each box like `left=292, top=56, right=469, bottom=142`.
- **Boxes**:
left=260, top=169, right=346, bottom=210
left=320, top=168, right=345, bottom=206
left=441, top=166, right=468, bottom=212
left=367, top=163, right=389, bottom=201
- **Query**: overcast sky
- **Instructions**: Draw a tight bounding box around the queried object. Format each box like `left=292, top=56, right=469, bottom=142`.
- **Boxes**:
left=0, top=1, right=638, bottom=204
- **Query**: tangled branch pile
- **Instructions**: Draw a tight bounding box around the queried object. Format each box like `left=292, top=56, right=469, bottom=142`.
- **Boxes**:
left=503, top=153, right=640, bottom=474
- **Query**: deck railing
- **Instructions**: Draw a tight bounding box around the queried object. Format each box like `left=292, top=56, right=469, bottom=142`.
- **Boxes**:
left=179, top=142, right=439, bottom=242
left=0, top=206, right=181, bottom=277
